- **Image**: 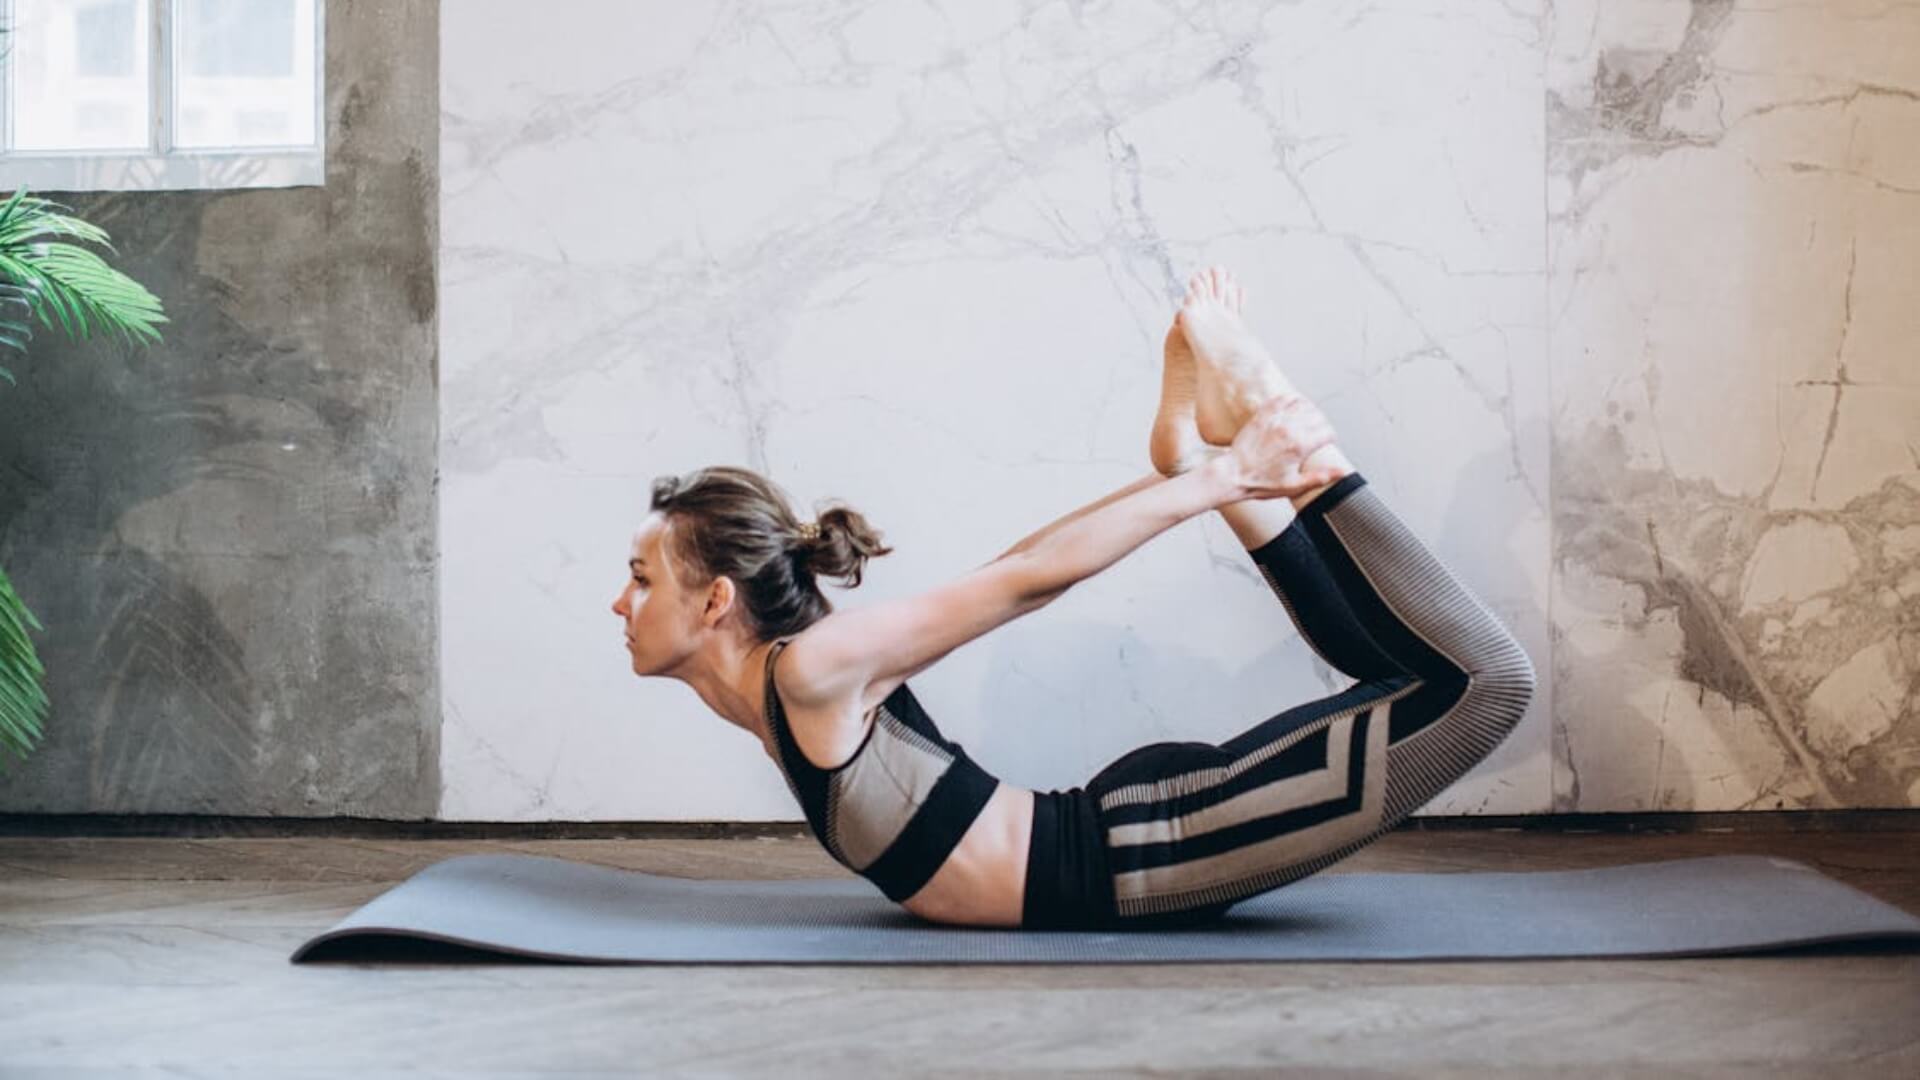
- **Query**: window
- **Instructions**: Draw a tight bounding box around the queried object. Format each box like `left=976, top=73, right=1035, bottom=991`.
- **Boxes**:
left=0, top=0, right=322, bottom=191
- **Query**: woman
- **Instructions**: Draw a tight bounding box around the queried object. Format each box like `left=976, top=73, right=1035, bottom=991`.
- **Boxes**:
left=613, top=267, right=1536, bottom=931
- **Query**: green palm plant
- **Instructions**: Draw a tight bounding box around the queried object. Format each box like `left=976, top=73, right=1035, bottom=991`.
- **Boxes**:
left=0, top=185, right=168, bottom=769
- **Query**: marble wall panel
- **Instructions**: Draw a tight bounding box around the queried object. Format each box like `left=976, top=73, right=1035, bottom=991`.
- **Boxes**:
left=441, top=0, right=1553, bottom=819
left=1547, top=0, right=1920, bottom=810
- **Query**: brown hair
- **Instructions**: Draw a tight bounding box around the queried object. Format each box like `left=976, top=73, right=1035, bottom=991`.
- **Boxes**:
left=647, top=466, right=894, bottom=639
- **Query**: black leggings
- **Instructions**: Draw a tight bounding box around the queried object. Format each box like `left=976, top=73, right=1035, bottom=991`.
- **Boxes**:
left=1023, top=471, right=1536, bottom=930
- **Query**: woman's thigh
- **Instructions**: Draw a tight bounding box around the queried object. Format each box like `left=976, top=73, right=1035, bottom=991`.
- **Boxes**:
left=1085, top=739, right=1244, bottom=927
left=1086, top=673, right=1423, bottom=923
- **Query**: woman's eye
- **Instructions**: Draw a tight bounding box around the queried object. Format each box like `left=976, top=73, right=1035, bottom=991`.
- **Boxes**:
left=632, top=576, right=648, bottom=587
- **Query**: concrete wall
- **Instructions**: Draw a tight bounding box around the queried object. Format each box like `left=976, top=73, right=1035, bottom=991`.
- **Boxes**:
left=0, top=0, right=438, bottom=816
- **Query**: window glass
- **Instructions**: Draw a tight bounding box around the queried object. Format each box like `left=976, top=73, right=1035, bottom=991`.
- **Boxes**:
left=174, top=0, right=316, bottom=149
left=11, top=0, right=152, bottom=151
left=74, top=0, right=137, bottom=76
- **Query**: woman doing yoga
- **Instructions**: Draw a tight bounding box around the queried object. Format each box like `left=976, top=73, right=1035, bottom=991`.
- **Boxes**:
left=613, top=267, right=1536, bottom=931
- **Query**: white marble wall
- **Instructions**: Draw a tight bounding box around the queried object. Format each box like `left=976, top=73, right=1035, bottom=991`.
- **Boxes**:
left=439, top=0, right=1913, bottom=822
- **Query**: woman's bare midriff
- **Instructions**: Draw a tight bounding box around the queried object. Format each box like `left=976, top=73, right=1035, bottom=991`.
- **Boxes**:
left=898, top=780, right=1033, bottom=928
left=763, top=685, right=1036, bottom=929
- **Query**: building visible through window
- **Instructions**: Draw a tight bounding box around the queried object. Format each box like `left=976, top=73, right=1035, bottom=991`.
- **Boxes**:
left=0, top=0, right=324, bottom=191
left=73, top=0, right=136, bottom=78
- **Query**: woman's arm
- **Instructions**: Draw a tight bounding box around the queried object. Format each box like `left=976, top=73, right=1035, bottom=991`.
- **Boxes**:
left=1006, top=456, right=1243, bottom=599
left=778, top=464, right=1242, bottom=706
left=1006, top=393, right=1343, bottom=598
left=783, top=465, right=1239, bottom=703
left=984, top=471, right=1168, bottom=567
left=780, top=395, right=1337, bottom=704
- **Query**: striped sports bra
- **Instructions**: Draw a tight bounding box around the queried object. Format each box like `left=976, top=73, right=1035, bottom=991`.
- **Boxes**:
left=761, top=637, right=1000, bottom=902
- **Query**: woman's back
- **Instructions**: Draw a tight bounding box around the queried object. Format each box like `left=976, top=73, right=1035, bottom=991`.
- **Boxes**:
left=761, top=637, right=1003, bottom=904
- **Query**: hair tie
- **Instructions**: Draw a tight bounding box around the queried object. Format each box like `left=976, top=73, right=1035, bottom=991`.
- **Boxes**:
left=796, top=521, right=821, bottom=543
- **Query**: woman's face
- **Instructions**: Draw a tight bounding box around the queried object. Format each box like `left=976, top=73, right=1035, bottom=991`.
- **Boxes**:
left=613, top=512, right=702, bottom=676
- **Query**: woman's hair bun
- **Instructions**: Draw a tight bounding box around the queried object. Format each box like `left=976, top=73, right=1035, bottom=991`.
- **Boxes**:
left=646, top=466, right=894, bottom=637
left=797, top=505, right=890, bottom=588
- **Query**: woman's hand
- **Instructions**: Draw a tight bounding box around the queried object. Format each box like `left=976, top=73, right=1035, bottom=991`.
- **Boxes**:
left=1223, top=393, right=1343, bottom=500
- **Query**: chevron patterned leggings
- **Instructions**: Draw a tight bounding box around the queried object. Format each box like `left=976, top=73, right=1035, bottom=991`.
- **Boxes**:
left=1078, top=471, right=1536, bottom=927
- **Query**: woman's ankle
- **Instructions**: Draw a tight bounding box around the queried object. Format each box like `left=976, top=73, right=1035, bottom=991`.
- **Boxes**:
left=1289, top=445, right=1356, bottom=514
left=1217, top=497, right=1298, bottom=551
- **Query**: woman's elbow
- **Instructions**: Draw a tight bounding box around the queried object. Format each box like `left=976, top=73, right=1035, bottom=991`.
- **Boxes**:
left=1026, top=581, right=1072, bottom=612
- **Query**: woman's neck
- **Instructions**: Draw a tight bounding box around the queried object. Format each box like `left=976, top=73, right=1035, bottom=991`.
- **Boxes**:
left=677, top=634, right=780, bottom=743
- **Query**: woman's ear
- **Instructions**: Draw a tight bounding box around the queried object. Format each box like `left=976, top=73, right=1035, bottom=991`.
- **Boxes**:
left=701, top=575, right=737, bottom=627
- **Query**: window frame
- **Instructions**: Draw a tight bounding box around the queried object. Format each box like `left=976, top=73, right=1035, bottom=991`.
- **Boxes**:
left=0, top=0, right=324, bottom=191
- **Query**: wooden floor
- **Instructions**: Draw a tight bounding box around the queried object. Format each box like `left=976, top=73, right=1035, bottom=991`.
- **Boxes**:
left=2, top=827, right=1918, bottom=1078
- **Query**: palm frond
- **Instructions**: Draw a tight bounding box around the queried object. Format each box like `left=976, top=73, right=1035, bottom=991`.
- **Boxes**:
left=0, top=184, right=162, bottom=769
left=0, top=186, right=167, bottom=352
left=0, top=565, right=48, bottom=769
left=0, top=285, right=33, bottom=355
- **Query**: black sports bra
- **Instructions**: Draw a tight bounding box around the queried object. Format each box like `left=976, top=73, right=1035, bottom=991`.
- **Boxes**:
left=761, top=637, right=1000, bottom=902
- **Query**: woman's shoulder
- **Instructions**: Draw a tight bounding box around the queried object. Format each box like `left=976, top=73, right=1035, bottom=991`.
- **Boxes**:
left=768, top=629, right=830, bottom=701
left=767, top=627, right=905, bottom=773
left=776, top=621, right=912, bottom=717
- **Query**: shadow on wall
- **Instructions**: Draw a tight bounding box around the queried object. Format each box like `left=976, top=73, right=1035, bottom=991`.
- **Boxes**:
left=0, top=191, right=313, bottom=810
left=967, top=614, right=1333, bottom=793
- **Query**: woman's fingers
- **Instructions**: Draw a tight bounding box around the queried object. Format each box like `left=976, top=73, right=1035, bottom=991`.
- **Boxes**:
left=1227, top=392, right=1341, bottom=498
left=1299, top=427, right=1336, bottom=458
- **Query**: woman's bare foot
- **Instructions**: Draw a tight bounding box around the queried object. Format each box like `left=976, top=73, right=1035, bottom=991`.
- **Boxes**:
left=1150, top=322, right=1227, bottom=477
left=1177, top=266, right=1296, bottom=446
left=1176, top=265, right=1356, bottom=500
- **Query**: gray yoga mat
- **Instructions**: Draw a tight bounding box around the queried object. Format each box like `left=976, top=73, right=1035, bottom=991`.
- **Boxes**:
left=290, top=852, right=1920, bottom=964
